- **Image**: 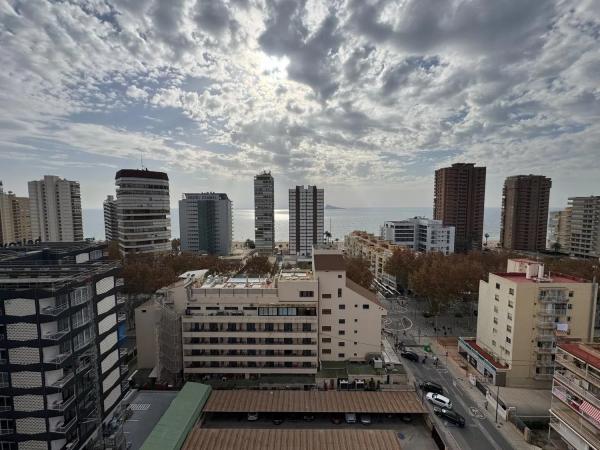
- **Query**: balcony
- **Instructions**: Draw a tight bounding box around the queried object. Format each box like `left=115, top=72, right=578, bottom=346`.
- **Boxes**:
left=74, top=338, right=93, bottom=352
left=0, top=429, right=14, bottom=436
left=50, top=371, right=74, bottom=388
left=41, top=303, right=69, bottom=316
left=533, top=373, right=554, bottom=380
left=76, top=360, right=92, bottom=374
left=536, top=360, right=555, bottom=367
left=43, top=328, right=71, bottom=341
left=539, top=295, right=568, bottom=304
left=46, top=352, right=72, bottom=365
left=120, top=365, right=129, bottom=375
left=550, top=409, right=600, bottom=450
left=535, top=347, right=556, bottom=354
left=537, top=333, right=556, bottom=342
left=555, top=371, right=600, bottom=408
left=116, top=294, right=125, bottom=305
left=0, top=381, right=8, bottom=388
left=0, top=406, right=10, bottom=412
left=48, top=395, right=76, bottom=411
left=71, top=294, right=90, bottom=307
left=117, top=313, right=126, bottom=323
left=537, top=320, right=556, bottom=329
left=72, top=317, right=91, bottom=330
left=53, top=416, right=77, bottom=433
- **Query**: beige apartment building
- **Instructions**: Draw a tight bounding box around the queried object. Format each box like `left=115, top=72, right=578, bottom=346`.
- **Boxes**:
left=0, top=182, right=31, bottom=245
left=181, top=248, right=386, bottom=379
left=459, top=258, right=598, bottom=388
left=550, top=342, right=600, bottom=450
left=344, top=231, right=403, bottom=289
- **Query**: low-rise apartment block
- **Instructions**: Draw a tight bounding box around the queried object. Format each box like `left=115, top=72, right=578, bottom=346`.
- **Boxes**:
left=344, top=231, right=403, bottom=289
left=380, top=217, right=455, bottom=255
left=550, top=342, right=600, bottom=450
left=181, top=248, right=386, bottom=380
left=459, top=259, right=598, bottom=387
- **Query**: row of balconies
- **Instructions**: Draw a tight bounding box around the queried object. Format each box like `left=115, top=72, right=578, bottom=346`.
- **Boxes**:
left=554, top=371, right=600, bottom=408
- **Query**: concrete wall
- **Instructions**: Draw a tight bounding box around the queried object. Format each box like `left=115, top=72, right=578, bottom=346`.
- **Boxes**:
left=135, top=301, right=159, bottom=369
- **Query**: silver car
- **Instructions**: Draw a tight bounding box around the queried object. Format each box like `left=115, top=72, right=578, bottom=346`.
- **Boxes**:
left=426, top=392, right=453, bottom=409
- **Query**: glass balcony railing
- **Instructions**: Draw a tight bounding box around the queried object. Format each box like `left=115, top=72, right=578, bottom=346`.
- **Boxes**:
left=48, top=395, right=75, bottom=411
left=40, top=303, right=69, bottom=316
left=43, top=328, right=70, bottom=341
left=117, top=313, right=126, bottom=323
left=50, top=371, right=74, bottom=388
left=46, top=352, right=72, bottom=365
left=53, top=416, right=77, bottom=433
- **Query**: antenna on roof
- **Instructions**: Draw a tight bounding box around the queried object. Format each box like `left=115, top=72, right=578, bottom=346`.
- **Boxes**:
left=140, top=150, right=145, bottom=170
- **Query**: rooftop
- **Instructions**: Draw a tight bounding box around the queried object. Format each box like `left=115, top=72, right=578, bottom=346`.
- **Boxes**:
left=558, top=342, right=600, bottom=370
left=346, top=278, right=383, bottom=307
left=461, top=338, right=509, bottom=369
left=115, top=168, right=169, bottom=180
left=183, top=429, right=404, bottom=450
left=203, top=390, right=426, bottom=414
left=313, top=253, right=346, bottom=271
left=493, top=272, right=588, bottom=284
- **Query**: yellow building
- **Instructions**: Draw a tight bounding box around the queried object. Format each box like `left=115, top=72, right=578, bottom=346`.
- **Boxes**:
left=459, top=259, right=598, bottom=387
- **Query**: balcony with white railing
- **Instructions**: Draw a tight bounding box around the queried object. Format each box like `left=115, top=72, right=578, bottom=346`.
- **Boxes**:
left=120, top=365, right=129, bottom=375
left=75, top=360, right=91, bottom=374
left=50, top=371, right=74, bottom=388
left=48, top=395, right=76, bottom=411
left=43, top=328, right=71, bottom=341
left=535, top=347, right=556, bottom=354
left=52, top=416, right=77, bottom=433
left=40, top=303, right=69, bottom=316
left=116, top=294, right=125, bottom=305
left=46, top=352, right=72, bottom=365
left=117, top=313, right=126, bottom=323
left=539, top=294, right=569, bottom=304
left=555, top=371, right=600, bottom=408
left=116, top=278, right=124, bottom=287
left=72, top=317, right=91, bottom=330
left=119, top=347, right=129, bottom=358
left=537, top=320, right=556, bottom=329
left=73, top=337, right=93, bottom=352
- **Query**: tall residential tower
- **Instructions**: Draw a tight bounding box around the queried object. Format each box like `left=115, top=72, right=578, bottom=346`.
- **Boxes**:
left=115, top=169, right=171, bottom=255
left=567, top=196, right=600, bottom=259
left=500, top=175, right=552, bottom=251
left=254, top=171, right=275, bottom=255
left=434, top=163, right=486, bottom=252
left=28, top=175, right=83, bottom=242
left=0, top=181, right=31, bottom=245
left=179, top=193, right=232, bottom=256
left=103, top=195, right=118, bottom=241
left=288, top=185, right=324, bottom=257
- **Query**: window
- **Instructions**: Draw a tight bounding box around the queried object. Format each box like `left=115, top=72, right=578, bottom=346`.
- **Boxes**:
left=506, top=337, right=511, bottom=344
left=362, top=304, right=370, bottom=310
left=224, top=307, right=238, bottom=311
left=284, top=323, right=293, bottom=332
left=507, top=313, right=512, bottom=321
left=206, top=306, right=219, bottom=311
left=509, top=288, right=514, bottom=295
left=300, top=291, right=314, bottom=298
left=568, top=303, right=573, bottom=309
left=506, top=325, right=512, bottom=332
left=492, top=340, right=496, bottom=346
left=493, top=317, right=498, bottom=324
left=278, top=307, right=297, bottom=316
left=354, top=342, right=357, bottom=345
left=0, top=441, right=16, bottom=450
left=322, top=337, right=331, bottom=343
left=569, top=291, right=574, bottom=298
left=265, top=323, right=274, bottom=332
left=338, top=288, right=342, bottom=298
left=493, top=306, right=499, bottom=313
left=354, top=330, right=358, bottom=334
left=322, top=294, right=332, bottom=299
left=339, top=304, right=346, bottom=310
left=494, top=294, right=499, bottom=301
left=302, top=323, right=311, bottom=332
left=322, top=309, right=331, bottom=315
left=508, top=300, right=514, bottom=308
left=322, top=326, right=331, bottom=332
left=322, top=349, right=331, bottom=354
left=247, top=323, right=256, bottom=332
left=338, top=353, right=345, bottom=358
left=339, top=330, right=345, bottom=335
left=492, top=328, right=497, bottom=334
left=496, top=283, right=500, bottom=289
left=338, top=274, right=342, bottom=278
left=339, top=319, right=345, bottom=324
left=339, top=342, right=345, bottom=347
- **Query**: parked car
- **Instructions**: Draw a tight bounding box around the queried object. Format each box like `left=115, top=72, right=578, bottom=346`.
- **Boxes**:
left=303, top=414, right=315, bottom=422
left=331, top=414, right=344, bottom=424
left=426, top=393, right=452, bottom=409
left=420, top=381, right=444, bottom=395
left=345, top=413, right=357, bottom=424
left=400, top=350, right=419, bottom=362
left=434, top=406, right=465, bottom=427
left=359, top=414, right=371, bottom=425
left=272, top=417, right=284, bottom=425
left=400, top=414, right=413, bottom=423
left=247, top=412, right=259, bottom=421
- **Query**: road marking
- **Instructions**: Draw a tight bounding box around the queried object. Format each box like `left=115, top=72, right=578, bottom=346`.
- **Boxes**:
left=129, top=403, right=150, bottom=411
left=469, top=407, right=485, bottom=419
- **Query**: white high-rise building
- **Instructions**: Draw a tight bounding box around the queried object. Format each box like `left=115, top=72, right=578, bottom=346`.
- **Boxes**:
left=115, top=169, right=171, bottom=255
left=567, top=196, right=600, bottom=259
left=28, top=175, right=83, bottom=242
left=254, top=171, right=274, bottom=255
left=179, top=193, right=232, bottom=256
left=103, top=195, right=118, bottom=241
left=289, top=185, right=324, bottom=257
left=380, top=217, right=454, bottom=254
left=0, top=181, right=31, bottom=245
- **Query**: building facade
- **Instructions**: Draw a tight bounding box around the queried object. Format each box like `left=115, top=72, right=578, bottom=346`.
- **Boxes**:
left=179, top=193, right=232, bottom=256
left=550, top=342, right=600, bottom=450
left=103, top=195, right=118, bottom=242
left=500, top=175, right=552, bottom=251
left=548, top=208, right=572, bottom=253
left=380, top=217, right=455, bottom=255
left=28, top=175, right=83, bottom=242
left=0, top=182, right=31, bottom=245
left=115, top=169, right=171, bottom=256
left=0, top=242, right=130, bottom=450
left=181, top=248, right=385, bottom=379
left=289, top=186, right=324, bottom=257
left=567, top=196, right=600, bottom=259
left=459, top=259, right=598, bottom=388
left=344, top=231, right=402, bottom=289
left=254, top=171, right=275, bottom=255
left=433, top=163, right=486, bottom=252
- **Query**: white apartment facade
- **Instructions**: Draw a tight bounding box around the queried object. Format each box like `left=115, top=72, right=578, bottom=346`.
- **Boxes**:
left=179, top=193, right=232, bottom=256
left=459, top=259, right=598, bottom=387
left=103, top=195, right=118, bottom=242
left=289, top=186, right=324, bottom=257
left=115, top=169, right=171, bottom=255
left=550, top=342, right=600, bottom=450
left=28, top=175, right=83, bottom=242
left=381, top=217, right=455, bottom=255
left=254, top=171, right=275, bottom=255
left=0, top=182, right=31, bottom=245
left=568, top=196, right=600, bottom=259
left=181, top=248, right=385, bottom=379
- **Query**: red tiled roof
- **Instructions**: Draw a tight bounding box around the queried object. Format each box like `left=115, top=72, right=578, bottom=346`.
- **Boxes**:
left=462, top=339, right=509, bottom=369
left=559, top=343, right=600, bottom=370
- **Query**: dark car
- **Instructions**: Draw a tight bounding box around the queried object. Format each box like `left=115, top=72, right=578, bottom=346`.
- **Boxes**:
left=420, top=381, right=444, bottom=395
left=331, top=414, right=344, bottom=424
left=400, top=350, right=419, bottom=362
left=433, top=406, right=465, bottom=428
left=303, top=414, right=315, bottom=422
left=272, top=417, right=284, bottom=425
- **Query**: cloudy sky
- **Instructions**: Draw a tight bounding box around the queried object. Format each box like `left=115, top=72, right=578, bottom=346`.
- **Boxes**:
left=0, top=0, right=599, bottom=210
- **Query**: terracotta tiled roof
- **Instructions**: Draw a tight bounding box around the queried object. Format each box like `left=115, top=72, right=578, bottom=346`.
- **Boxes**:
left=559, top=343, right=600, bottom=370
left=203, top=390, right=426, bottom=414
left=183, top=429, right=404, bottom=450
left=313, top=254, right=346, bottom=271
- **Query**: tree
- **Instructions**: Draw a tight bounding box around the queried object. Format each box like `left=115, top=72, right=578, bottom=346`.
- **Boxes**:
left=385, top=249, right=421, bottom=289
left=551, top=242, right=561, bottom=253
left=242, top=255, right=273, bottom=276
left=344, top=256, right=374, bottom=291
left=107, top=240, right=120, bottom=260
left=244, top=239, right=256, bottom=249
left=171, top=238, right=181, bottom=253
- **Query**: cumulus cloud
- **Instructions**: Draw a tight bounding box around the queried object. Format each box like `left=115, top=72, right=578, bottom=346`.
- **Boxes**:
left=0, top=0, right=599, bottom=207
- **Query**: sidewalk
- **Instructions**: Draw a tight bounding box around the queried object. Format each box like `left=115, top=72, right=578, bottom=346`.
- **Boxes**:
left=429, top=338, right=538, bottom=450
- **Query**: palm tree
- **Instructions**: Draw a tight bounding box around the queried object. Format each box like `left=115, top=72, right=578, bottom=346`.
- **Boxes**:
left=551, top=242, right=561, bottom=253
left=484, top=233, right=489, bottom=247
left=324, top=231, right=332, bottom=244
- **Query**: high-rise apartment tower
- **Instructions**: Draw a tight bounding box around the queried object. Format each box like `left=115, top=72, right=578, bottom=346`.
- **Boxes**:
left=434, top=163, right=486, bottom=252
left=500, top=175, right=552, bottom=251
left=254, top=171, right=274, bottom=255
left=115, top=169, right=171, bottom=255
left=288, top=186, right=324, bottom=257
left=0, top=181, right=31, bottom=245
left=28, top=175, right=83, bottom=242
left=103, top=195, right=118, bottom=241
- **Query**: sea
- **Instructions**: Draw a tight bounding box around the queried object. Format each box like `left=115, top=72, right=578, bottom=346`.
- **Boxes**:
left=83, top=207, right=503, bottom=243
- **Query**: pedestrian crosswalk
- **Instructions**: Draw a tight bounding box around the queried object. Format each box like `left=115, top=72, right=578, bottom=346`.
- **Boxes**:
left=129, top=403, right=150, bottom=411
